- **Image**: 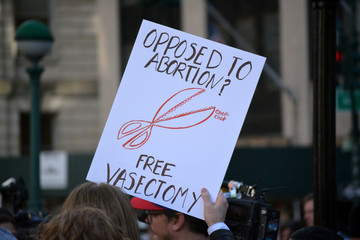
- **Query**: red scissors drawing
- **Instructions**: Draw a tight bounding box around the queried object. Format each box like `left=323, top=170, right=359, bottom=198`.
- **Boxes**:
left=117, top=88, right=216, bottom=150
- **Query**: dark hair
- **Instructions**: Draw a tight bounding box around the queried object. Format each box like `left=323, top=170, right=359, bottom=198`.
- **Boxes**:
left=163, top=210, right=208, bottom=236
left=0, top=208, right=17, bottom=236
left=302, top=193, right=314, bottom=205
left=0, top=208, right=15, bottom=225
left=280, top=220, right=303, bottom=235
left=290, top=226, right=344, bottom=240
left=348, top=204, right=360, bottom=237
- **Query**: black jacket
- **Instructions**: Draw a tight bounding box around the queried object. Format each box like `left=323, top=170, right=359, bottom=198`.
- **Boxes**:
left=209, top=229, right=235, bottom=240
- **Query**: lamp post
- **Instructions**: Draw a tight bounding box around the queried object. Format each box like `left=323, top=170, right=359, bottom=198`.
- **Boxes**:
left=312, top=0, right=337, bottom=230
left=15, top=20, right=54, bottom=212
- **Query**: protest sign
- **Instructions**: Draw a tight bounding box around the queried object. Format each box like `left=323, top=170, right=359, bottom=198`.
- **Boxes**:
left=86, top=20, right=266, bottom=219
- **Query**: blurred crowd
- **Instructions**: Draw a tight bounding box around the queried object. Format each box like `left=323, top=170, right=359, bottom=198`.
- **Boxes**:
left=279, top=193, right=360, bottom=240
left=0, top=178, right=359, bottom=240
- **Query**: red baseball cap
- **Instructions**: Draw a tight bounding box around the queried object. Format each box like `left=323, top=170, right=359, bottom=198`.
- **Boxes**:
left=130, top=197, right=165, bottom=211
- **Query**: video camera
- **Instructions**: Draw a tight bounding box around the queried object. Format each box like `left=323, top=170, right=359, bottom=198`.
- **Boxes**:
left=223, top=180, right=280, bottom=240
left=0, top=177, right=28, bottom=212
left=0, top=177, right=45, bottom=240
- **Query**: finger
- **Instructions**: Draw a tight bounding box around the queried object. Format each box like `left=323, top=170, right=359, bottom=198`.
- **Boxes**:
left=216, top=190, right=228, bottom=208
left=216, top=189, right=223, bottom=202
left=201, top=188, right=211, bottom=204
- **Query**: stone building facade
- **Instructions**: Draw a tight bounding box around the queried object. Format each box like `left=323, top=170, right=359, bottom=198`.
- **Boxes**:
left=0, top=0, right=354, bottom=157
left=0, top=0, right=102, bottom=156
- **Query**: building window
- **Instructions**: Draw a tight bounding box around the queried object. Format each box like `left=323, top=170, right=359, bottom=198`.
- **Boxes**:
left=20, top=112, right=55, bottom=156
left=208, top=0, right=281, bottom=136
left=13, top=0, right=49, bottom=28
left=120, top=0, right=180, bottom=70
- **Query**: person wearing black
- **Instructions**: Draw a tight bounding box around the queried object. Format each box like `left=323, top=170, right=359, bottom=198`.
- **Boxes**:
left=289, top=226, right=344, bottom=240
left=131, top=188, right=235, bottom=240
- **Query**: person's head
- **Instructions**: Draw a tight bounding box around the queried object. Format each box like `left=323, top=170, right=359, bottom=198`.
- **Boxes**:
left=303, top=193, right=314, bottom=227
left=38, top=207, right=125, bottom=240
left=131, top=197, right=208, bottom=240
left=348, top=204, right=360, bottom=240
left=0, top=227, right=17, bottom=240
left=280, top=220, right=303, bottom=240
left=61, top=181, right=139, bottom=240
left=289, top=226, right=344, bottom=240
left=0, top=208, right=17, bottom=236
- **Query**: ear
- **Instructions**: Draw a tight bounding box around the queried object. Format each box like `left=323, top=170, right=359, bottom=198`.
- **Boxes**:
left=171, top=213, right=185, bottom=231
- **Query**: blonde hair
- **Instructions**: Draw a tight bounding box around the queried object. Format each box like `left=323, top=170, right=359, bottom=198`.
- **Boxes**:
left=38, top=207, right=124, bottom=240
left=61, top=181, right=139, bottom=240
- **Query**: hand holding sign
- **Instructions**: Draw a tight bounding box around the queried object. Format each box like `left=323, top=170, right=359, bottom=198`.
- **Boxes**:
left=201, top=188, right=229, bottom=227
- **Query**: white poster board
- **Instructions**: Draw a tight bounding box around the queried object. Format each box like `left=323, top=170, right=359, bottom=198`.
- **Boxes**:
left=87, top=20, right=266, bottom=219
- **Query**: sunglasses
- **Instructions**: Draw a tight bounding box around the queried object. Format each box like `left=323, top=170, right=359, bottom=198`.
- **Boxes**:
left=136, top=210, right=165, bottom=223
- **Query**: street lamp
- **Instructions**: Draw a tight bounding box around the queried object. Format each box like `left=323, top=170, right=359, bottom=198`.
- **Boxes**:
left=15, top=20, right=54, bottom=212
